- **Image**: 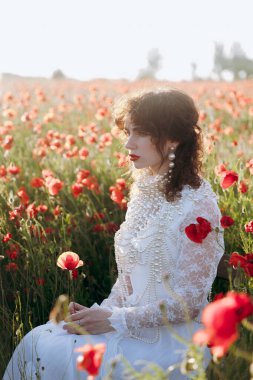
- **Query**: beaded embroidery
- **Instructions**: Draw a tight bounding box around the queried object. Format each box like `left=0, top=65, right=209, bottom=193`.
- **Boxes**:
left=109, top=171, right=224, bottom=343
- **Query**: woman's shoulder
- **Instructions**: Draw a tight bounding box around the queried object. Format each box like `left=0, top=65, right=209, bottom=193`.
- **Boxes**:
left=181, top=177, right=218, bottom=203
left=178, top=177, right=221, bottom=226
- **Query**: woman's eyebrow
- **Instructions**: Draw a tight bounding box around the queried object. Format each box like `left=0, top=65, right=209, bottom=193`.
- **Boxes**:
left=124, top=126, right=138, bottom=132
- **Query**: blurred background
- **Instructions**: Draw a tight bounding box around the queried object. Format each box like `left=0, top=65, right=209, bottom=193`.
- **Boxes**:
left=1, top=0, right=253, bottom=83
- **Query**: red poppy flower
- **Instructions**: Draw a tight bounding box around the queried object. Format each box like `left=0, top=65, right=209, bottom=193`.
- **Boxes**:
left=9, top=205, right=24, bottom=220
left=245, top=221, right=253, bottom=233
left=86, top=134, right=97, bottom=145
left=2, top=108, right=16, bottom=119
left=17, top=187, right=30, bottom=205
left=117, top=153, right=128, bottom=167
left=46, top=177, right=64, bottom=196
left=45, top=227, right=54, bottom=235
left=64, top=147, right=79, bottom=158
left=43, top=112, right=54, bottom=124
left=220, top=215, right=234, bottom=228
left=53, top=205, right=61, bottom=216
left=104, top=222, right=119, bottom=233
left=0, top=165, right=7, bottom=177
left=21, top=112, right=31, bottom=122
left=92, top=222, right=119, bottom=234
left=110, top=187, right=124, bottom=204
left=199, top=111, right=207, bottom=121
left=229, top=252, right=245, bottom=268
left=185, top=217, right=212, bottom=243
left=26, top=203, right=38, bottom=218
left=30, top=177, right=44, bottom=188
left=6, top=244, right=20, bottom=260
left=213, top=293, right=225, bottom=301
left=36, top=204, right=48, bottom=213
left=220, top=170, right=238, bottom=189
left=193, top=292, right=253, bottom=357
left=95, top=107, right=108, bottom=120
left=214, top=163, right=227, bottom=177
left=79, top=147, right=89, bottom=160
left=2, top=135, right=13, bottom=150
left=36, top=278, right=45, bottom=286
left=92, top=224, right=106, bottom=233
left=78, top=124, right=86, bottom=138
left=246, top=158, right=253, bottom=175
left=8, top=165, right=21, bottom=175
left=71, top=183, right=83, bottom=198
left=88, top=212, right=105, bottom=222
left=75, top=343, right=106, bottom=376
left=109, top=180, right=127, bottom=209
left=82, top=176, right=100, bottom=194
left=57, top=251, right=84, bottom=271
left=5, top=262, right=18, bottom=272
left=116, top=178, right=126, bottom=191
left=2, top=233, right=12, bottom=243
left=42, top=169, right=54, bottom=179
left=76, top=169, right=90, bottom=183
left=100, top=132, right=112, bottom=146
left=65, top=134, right=76, bottom=147
left=238, top=180, right=248, bottom=193
left=4, top=91, right=14, bottom=102
left=229, top=252, right=253, bottom=277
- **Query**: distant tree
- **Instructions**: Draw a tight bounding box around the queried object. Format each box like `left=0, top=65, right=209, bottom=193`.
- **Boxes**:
left=191, top=62, right=198, bottom=81
left=213, top=42, right=253, bottom=80
left=213, top=43, right=226, bottom=80
left=51, top=69, right=66, bottom=80
left=137, top=48, right=162, bottom=80
left=229, top=42, right=253, bottom=79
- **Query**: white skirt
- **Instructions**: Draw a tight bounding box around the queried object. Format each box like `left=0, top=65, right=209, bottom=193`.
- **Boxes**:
left=3, top=319, right=210, bottom=380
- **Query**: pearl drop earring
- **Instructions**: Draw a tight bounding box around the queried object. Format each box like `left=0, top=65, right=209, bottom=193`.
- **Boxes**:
left=167, top=146, right=176, bottom=182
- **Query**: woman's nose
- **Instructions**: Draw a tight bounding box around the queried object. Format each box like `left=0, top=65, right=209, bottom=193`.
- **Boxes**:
left=125, top=135, right=136, bottom=150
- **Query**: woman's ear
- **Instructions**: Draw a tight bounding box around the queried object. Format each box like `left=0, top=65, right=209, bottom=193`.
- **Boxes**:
left=165, top=140, right=179, bottom=152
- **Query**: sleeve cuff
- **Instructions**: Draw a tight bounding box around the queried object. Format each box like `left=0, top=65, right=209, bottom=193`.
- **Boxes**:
left=108, top=306, right=129, bottom=336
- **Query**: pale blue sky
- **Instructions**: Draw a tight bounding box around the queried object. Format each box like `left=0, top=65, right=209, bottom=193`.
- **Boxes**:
left=0, top=0, right=252, bottom=81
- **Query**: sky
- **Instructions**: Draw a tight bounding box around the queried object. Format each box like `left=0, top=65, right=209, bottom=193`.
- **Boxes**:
left=0, top=0, right=252, bottom=81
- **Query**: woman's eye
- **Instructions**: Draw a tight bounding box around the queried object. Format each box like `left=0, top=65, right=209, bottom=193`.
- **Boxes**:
left=135, top=131, right=146, bottom=136
left=123, top=129, right=146, bottom=137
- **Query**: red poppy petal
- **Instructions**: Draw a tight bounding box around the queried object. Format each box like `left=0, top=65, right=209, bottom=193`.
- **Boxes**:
left=185, top=224, right=203, bottom=243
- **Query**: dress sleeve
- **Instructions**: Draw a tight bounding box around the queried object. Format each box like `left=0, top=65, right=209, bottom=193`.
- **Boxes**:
left=108, top=195, right=225, bottom=336
left=99, top=278, right=123, bottom=309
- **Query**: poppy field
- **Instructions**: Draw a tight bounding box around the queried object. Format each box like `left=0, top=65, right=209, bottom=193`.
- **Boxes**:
left=0, top=78, right=253, bottom=379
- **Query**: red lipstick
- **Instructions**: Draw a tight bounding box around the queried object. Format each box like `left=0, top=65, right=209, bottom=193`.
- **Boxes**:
left=129, top=154, right=140, bottom=161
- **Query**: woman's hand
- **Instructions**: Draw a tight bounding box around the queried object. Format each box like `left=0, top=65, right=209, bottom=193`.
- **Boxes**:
left=63, top=307, right=115, bottom=335
left=68, top=301, right=87, bottom=315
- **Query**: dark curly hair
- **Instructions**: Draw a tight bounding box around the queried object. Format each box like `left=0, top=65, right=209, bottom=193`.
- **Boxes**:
left=112, top=88, right=203, bottom=202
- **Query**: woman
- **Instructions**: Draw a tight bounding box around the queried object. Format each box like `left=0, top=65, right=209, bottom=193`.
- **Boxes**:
left=4, top=88, right=224, bottom=380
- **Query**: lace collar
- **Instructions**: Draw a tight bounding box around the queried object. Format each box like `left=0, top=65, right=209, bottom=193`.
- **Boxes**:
left=131, top=169, right=167, bottom=196
left=131, top=169, right=210, bottom=200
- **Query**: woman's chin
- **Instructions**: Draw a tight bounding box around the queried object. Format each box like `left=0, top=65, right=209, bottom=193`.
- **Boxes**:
left=131, top=162, right=146, bottom=169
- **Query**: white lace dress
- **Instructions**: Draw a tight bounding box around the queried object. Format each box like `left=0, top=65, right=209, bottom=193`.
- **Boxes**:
left=4, top=173, right=224, bottom=380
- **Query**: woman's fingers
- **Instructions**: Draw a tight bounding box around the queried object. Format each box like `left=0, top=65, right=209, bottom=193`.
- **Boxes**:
left=68, top=302, right=86, bottom=314
left=74, top=302, right=86, bottom=310
left=63, top=316, right=89, bottom=334
left=70, top=308, right=88, bottom=322
left=64, top=307, right=89, bottom=324
left=63, top=324, right=80, bottom=334
left=64, top=308, right=114, bottom=335
left=68, top=302, right=75, bottom=314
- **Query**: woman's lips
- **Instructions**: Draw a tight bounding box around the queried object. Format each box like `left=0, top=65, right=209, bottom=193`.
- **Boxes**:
left=129, top=154, right=140, bottom=161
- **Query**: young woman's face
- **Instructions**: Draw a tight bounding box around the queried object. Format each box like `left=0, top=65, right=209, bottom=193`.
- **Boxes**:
left=124, top=119, right=177, bottom=175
